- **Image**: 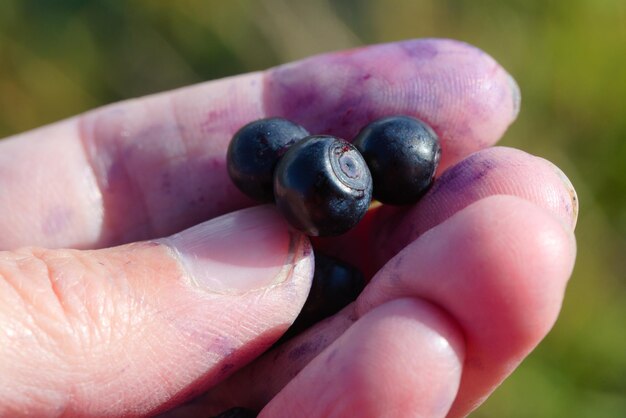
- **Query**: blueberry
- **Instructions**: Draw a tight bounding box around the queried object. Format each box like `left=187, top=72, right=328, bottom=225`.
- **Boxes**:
left=211, top=407, right=258, bottom=418
left=279, top=253, right=365, bottom=341
left=227, top=117, right=309, bottom=202
left=353, top=115, right=441, bottom=205
left=273, top=135, right=373, bottom=236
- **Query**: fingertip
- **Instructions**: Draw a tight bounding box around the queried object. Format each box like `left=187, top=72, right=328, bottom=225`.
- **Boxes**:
left=371, top=147, right=579, bottom=266
left=535, top=156, right=579, bottom=229
left=0, top=39, right=521, bottom=251
left=418, top=194, right=576, bottom=329
left=264, top=38, right=520, bottom=170
left=261, top=298, right=464, bottom=418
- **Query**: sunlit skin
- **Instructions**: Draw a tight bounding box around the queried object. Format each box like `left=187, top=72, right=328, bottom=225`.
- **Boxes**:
left=0, top=39, right=576, bottom=417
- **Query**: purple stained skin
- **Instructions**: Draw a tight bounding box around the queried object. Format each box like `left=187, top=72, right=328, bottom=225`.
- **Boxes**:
left=429, top=153, right=497, bottom=194
left=41, top=206, right=74, bottom=235
left=371, top=153, right=501, bottom=264
left=264, top=39, right=519, bottom=170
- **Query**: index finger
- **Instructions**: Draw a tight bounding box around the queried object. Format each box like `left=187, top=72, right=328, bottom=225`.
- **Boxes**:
left=0, top=38, right=520, bottom=250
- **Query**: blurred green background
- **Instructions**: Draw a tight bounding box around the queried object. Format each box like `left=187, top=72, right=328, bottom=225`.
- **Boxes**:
left=0, top=0, right=624, bottom=416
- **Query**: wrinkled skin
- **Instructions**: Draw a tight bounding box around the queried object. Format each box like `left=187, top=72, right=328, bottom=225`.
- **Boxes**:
left=0, top=39, right=577, bottom=417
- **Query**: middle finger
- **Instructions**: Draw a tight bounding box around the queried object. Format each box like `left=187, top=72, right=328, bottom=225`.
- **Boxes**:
left=0, top=39, right=519, bottom=250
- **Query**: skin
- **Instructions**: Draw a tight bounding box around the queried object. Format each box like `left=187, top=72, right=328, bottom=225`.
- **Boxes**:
left=0, top=39, right=576, bottom=417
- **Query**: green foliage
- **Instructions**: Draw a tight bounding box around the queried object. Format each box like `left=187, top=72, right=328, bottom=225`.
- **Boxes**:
left=1, top=0, right=624, bottom=416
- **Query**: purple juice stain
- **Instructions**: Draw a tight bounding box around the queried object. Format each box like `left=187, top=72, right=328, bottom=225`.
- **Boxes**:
left=339, top=153, right=359, bottom=178
left=287, top=338, right=324, bottom=362
left=431, top=154, right=497, bottom=194
left=398, top=38, right=440, bottom=60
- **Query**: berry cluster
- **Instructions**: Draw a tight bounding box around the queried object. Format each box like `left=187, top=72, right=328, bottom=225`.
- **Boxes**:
left=227, top=115, right=441, bottom=236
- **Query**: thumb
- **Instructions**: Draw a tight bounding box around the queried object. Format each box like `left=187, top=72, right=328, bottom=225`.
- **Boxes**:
left=0, top=206, right=313, bottom=417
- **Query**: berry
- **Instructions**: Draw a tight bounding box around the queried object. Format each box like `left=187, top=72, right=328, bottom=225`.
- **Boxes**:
left=353, top=115, right=441, bottom=205
left=273, top=135, right=373, bottom=236
left=227, top=117, right=309, bottom=202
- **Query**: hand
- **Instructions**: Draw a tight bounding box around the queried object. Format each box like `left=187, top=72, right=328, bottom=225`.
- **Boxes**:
left=0, top=39, right=576, bottom=417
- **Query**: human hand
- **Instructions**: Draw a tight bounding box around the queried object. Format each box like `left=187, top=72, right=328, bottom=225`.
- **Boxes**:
left=0, top=39, right=577, bottom=417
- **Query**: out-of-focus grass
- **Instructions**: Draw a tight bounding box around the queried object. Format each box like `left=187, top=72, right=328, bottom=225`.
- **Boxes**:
left=0, top=0, right=624, bottom=416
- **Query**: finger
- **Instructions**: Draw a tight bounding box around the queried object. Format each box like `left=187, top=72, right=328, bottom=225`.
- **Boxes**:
left=259, top=299, right=463, bottom=418
left=193, top=304, right=360, bottom=414
left=0, top=38, right=520, bottom=250
left=190, top=149, right=577, bottom=407
left=163, top=300, right=462, bottom=417
left=357, top=195, right=577, bottom=417
left=184, top=194, right=574, bottom=414
left=0, top=206, right=313, bottom=417
left=315, top=147, right=578, bottom=276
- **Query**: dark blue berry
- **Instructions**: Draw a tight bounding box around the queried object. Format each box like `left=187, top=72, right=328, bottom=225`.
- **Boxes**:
left=211, top=407, right=258, bottom=418
left=227, top=117, right=309, bottom=202
left=353, top=115, right=441, bottom=205
left=273, top=135, right=373, bottom=236
left=282, top=253, right=365, bottom=340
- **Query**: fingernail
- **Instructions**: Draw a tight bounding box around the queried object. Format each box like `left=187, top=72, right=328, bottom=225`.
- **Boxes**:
left=550, top=163, right=579, bottom=229
left=161, top=205, right=301, bottom=294
left=506, top=73, right=522, bottom=118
